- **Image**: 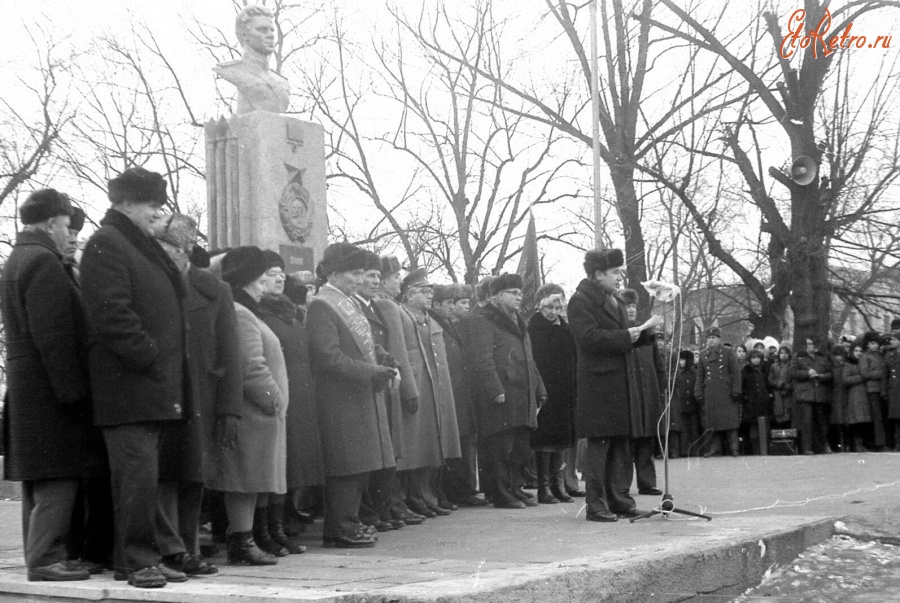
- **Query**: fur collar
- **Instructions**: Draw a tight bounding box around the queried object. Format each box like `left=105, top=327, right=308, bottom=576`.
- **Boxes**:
left=480, top=301, right=527, bottom=339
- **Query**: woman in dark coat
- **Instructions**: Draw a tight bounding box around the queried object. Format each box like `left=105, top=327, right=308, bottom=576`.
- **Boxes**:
left=212, top=247, right=289, bottom=566
left=256, top=251, right=313, bottom=556
left=844, top=343, right=873, bottom=452
left=528, top=285, right=577, bottom=504
left=740, top=350, right=771, bottom=455
left=828, top=345, right=850, bottom=452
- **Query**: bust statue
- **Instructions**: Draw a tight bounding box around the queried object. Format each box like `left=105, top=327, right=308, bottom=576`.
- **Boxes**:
left=213, top=5, right=290, bottom=114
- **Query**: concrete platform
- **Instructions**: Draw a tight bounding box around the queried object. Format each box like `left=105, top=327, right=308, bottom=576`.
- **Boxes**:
left=0, top=453, right=897, bottom=602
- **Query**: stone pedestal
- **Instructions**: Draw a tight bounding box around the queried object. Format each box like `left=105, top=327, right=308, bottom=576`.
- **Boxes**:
left=205, top=111, right=327, bottom=271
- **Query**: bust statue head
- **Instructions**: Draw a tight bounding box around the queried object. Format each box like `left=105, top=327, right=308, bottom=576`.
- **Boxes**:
left=235, top=5, right=276, bottom=57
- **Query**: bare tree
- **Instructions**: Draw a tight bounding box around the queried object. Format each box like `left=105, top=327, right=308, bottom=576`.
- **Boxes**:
left=641, top=0, right=900, bottom=345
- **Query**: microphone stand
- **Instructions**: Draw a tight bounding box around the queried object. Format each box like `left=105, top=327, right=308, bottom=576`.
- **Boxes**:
left=630, top=289, right=712, bottom=523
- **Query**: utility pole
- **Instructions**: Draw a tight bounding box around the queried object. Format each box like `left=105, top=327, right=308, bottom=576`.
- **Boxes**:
left=590, top=0, right=603, bottom=249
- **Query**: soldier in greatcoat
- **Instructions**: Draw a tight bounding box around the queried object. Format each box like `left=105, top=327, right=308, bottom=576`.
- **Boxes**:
left=567, top=249, right=663, bottom=522
left=694, top=327, right=742, bottom=457
left=463, top=273, right=546, bottom=509
left=1, top=190, right=106, bottom=582
left=431, top=284, right=487, bottom=507
left=307, top=244, right=397, bottom=548
left=396, top=269, right=462, bottom=516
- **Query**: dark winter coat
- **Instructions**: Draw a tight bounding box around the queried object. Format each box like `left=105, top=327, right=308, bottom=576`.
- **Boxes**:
left=566, top=278, right=655, bottom=438
left=0, top=230, right=106, bottom=480
left=741, top=363, right=772, bottom=423
left=859, top=351, right=887, bottom=396
left=260, top=293, right=324, bottom=489
left=695, top=343, right=742, bottom=430
left=159, top=267, right=242, bottom=484
left=462, top=302, right=545, bottom=437
left=768, top=361, right=793, bottom=423
left=830, top=358, right=848, bottom=425
left=80, top=209, right=188, bottom=426
left=431, top=311, right=477, bottom=440
left=886, top=348, right=900, bottom=419
left=307, top=285, right=395, bottom=477
left=842, top=361, right=872, bottom=424
left=396, top=305, right=461, bottom=470
left=527, top=312, right=577, bottom=449
left=671, top=365, right=697, bottom=434
left=789, top=350, right=832, bottom=404
left=374, top=295, right=417, bottom=457
left=628, top=334, right=665, bottom=439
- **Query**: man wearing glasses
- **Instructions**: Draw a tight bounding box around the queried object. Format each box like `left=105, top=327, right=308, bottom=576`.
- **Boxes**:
left=463, top=273, right=546, bottom=509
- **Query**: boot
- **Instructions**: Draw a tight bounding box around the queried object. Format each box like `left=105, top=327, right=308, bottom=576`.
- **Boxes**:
left=268, top=503, right=306, bottom=554
left=536, top=452, right=558, bottom=504
left=548, top=452, right=573, bottom=503
left=253, top=506, right=288, bottom=557
left=226, top=531, right=278, bottom=565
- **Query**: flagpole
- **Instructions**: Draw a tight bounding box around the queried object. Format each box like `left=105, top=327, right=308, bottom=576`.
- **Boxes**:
left=590, top=0, right=603, bottom=249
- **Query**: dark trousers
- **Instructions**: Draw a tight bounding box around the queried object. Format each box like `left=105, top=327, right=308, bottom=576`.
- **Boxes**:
left=796, top=402, right=829, bottom=453
left=405, top=467, right=439, bottom=510
left=631, top=437, right=657, bottom=491
left=706, top=429, right=740, bottom=455
left=584, top=436, right=635, bottom=515
left=22, top=479, right=79, bottom=569
left=681, top=412, right=703, bottom=456
left=323, top=472, right=369, bottom=539
left=154, top=480, right=203, bottom=557
left=67, top=476, right=114, bottom=565
left=483, top=426, right=530, bottom=505
left=444, top=434, right=479, bottom=501
left=103, top=422, right=166, bottom=573
left=361, top=466, right=396, bottom=523
left=388, top=472, right=410, bottom=517
left=868, top=392, right=887, bottom=447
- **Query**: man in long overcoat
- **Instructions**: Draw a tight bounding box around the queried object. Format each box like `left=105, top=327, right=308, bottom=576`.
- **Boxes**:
left=80, top=168, right=190, bottom=588
left=463, top=273, right=546, bottom=509
left=396, top=270, right=462, bottom=516
left=307, top=243, right=398, bottom=548
left=618, top=289, right=665, bottom=496
left=567, top=249, right=662, bottom=522
left=694, top=327, right=743, bottom=457
left=373, top=256, right=424, bottom=526
left=431, top=284, right=485, bottom=507
left=152, top=214, right=241, bottom=575
left=1, top=190, right=106, bottom=582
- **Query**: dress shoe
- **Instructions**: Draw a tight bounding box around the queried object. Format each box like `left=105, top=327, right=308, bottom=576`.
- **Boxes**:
left=730, top=450, right=740, bottom=457
left=522, top=497, right=539, bottom=507
left=395, top=510, right=425, bottom=525
left=493, top=499, right=526, bottom=509
left=616, top=507, right=649, bottom=519
left=322, top=534, right=376, bottom=548
left=513, top=487, right=536, bottom=501
left=357, top=524, right=378, bottom=537
left=802, top=450, right=815, bottom=455
left=162, top=552, right=218, bottom=576
left=821, top=445, right=834, bottom=454
left=438, top=500, right=459, bottom=511
left=565, top=487, right=586, bottom=498
left=428, top=505, right=452, bottom=516
left=586, top=510, right=618, bottom=523
left=369, top=520, right=394, bottom=532
left=27, top=560, right=90, bottom=582
left=388, top=518, right=406, bottom=529
left=70, top=559, right=104, bottom=575
left=638, top=487, right=663, bottom=496
left=127, top=566, right=168, bottom=588
left=226, top=531, right=278, bottom=566
left=409, top=504, right=436, bottom=518
left=460, top=494, right=490, bottom=507
left=156, top=563, right=188, bottom=583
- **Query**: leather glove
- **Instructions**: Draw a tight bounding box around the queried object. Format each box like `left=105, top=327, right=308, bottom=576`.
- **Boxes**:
left=371, top=368, right=395, bottom=391
left=218, top=415, right=239, bottom=451
left=402, top=396, right=419, bottom=414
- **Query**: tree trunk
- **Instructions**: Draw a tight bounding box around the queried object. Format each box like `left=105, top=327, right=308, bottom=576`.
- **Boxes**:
left=609, top=164, right=651, bottom=317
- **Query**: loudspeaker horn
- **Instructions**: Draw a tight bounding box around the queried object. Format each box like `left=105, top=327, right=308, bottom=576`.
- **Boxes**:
left=790, top=156, right=817, bottom=186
